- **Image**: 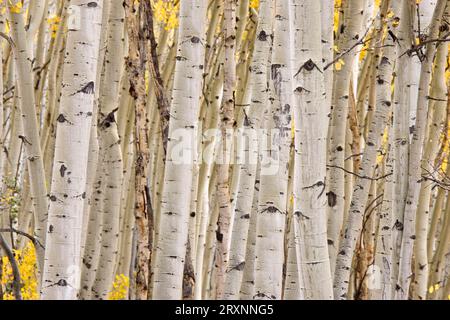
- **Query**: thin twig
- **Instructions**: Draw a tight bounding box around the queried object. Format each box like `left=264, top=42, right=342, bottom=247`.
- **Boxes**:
left=326, top=164, right=392, bottom=181
left=0, top=228, right=45, bottom=249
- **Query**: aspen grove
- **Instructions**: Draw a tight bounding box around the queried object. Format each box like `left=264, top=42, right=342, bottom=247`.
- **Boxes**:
left=0, top=0, right=450, bottom=301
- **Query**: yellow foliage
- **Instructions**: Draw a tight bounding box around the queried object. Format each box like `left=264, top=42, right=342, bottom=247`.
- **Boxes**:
left=446, top=44, right=450, bottom=80
left=1, top=242, right=39, bottom=300
left=249, top=0, right=259, bottom=9
left=47, top=15, right=61, bottom=39
left=335, top=58, right=345, bottom=71
left=333, top=0, right=341, bottom=35
left=428, top=283, right=440, bottom=294
left=153, top=0, right=179, bottom=30
left=108, top=274, right=130, bottom=300
left=8, top=0, right=22, bottom=14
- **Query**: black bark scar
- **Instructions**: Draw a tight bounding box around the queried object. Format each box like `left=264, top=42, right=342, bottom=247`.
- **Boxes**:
left=69, top=81, right=95, bottom=96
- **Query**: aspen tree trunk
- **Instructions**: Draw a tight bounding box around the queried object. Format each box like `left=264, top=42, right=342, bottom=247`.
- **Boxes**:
left=412, top=16, right=448, bottom=299
left=283, top=148, right=305, bottom=300
left=321, top=0, right=334, bottom=109
left=395, top=0, right=447, bottom=300
left=79, top=159, right=103, bottom=299
left=90, top=0, right=125, bottom=299
left=152, top=0, right=207, bottom=299
left=7, top=1, right=49, bottom=265
left=327, top=0, right=366, bottom=269
left=409, top=0, right=438, bottom=136
left=214, top=0, right=237, bottom=299
left=375, top=124, right=394, bottom=300
left=283, top=218, right=304, bottom=300
left=78, top=0, right=110, bottom=299
left=334, top=0, right=396, bottom=299
left=235, top=0, right=249, bottom=52
left=427, top=183, right=446, bottom=261
left=41, top=0, right=104, bottom=300
left=390, top=0, right=414, bottom=296
left=223, top=0, right=274, bottom=299
left=428, top=184, right=450, bottom=299
left=290, top=0, right=333, bottom=300
left=201, top=170, right=219, bottom=299
left=115, top=99, right=136, bottom=280
left=194, top=62, right=222, bottom=299
left=41, top=2, right=69, bottom=186
left=115, top=93, right=135, bottom=282
left=239, top=168, right=259, bottom=300
left=253, top=0, right=292, bottom=300
left=25, top=0, right=47, bottom=44
left=124, top=0, right=152, bottom=299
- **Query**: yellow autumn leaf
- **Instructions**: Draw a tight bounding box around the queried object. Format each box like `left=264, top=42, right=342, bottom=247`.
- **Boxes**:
left=8, top=0, right=22, bottom=14
left=250, top=0, right=259, bottom=9
left=335, top=59, right=345, bottom=71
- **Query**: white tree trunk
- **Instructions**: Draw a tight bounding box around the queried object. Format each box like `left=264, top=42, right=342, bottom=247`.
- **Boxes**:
left=395, top=0, right=447, bottom=300
left=334, top=0, right=396, bottom=298
left=253, top=0, right=292, bottom=300
left=152, top=0, right=207, bottom=299
left=41, top=0, right=104, bottom=300
left=326, top=0, right=366, bottom=270
left=223, top=0, right=274, bottom=299
left=291, top=0, right=333, bottom=300
left=413, top=14, right=448, bottom=299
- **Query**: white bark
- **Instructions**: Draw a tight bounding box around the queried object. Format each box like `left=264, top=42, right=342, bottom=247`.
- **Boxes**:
left=390, top=0, right=414, bottom=296
left=413, top=15, right=448, bottom=299
left=41, top=0, right=103, bottom=300
left=152, top=0, right=207, bottom=299
left=395, top=0, right=447, bottom=300
left=253, top=0, right=292, bottom=300
left=291, top=0, right=333, bottom=300
left=334, top=1, right=396, bottom=298
left=7, top=1, right=49, bottom=267
left=90, top=0, right=125, bottom=299
left=326, top=0, right=366, bottom=270
left=223, top=0, right=274, bottom=299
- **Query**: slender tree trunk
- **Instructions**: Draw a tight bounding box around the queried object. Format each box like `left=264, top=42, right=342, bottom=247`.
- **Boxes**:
left=334, top=0, right=396, bottom=299
left=253, top=0, right=292, bottom=300
left=90, top=0, right=125, bottom=299
left=41, top=0, right=104, bottom=300
left=390, top=0, right=414, bottom=297
left=413, top=18, right=448, bottom=299
left=152, top=0, right=207, bottom=299
left=291, top=0, right=333, bottom=300
left=327, top=0, right=366, bottom=270
left=7, top=0, right=49, bottom=269
left=123, top=0, right=152, bottom=299
left=395, top=0, right=447, bottom=300
left=214, top=0, right=237, bottom=299
left=223, top=0, right=274, bottom=299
